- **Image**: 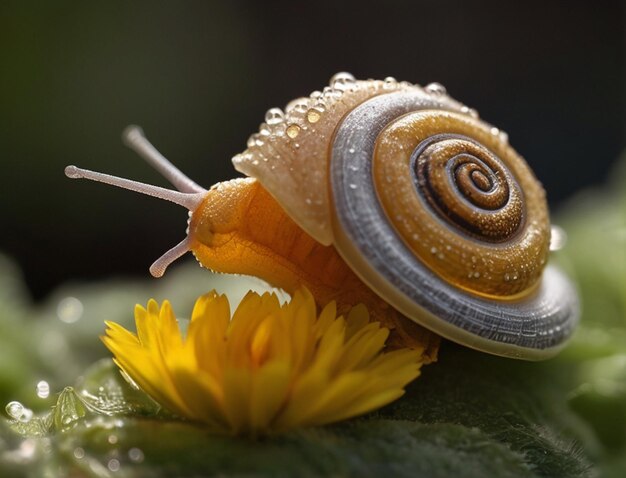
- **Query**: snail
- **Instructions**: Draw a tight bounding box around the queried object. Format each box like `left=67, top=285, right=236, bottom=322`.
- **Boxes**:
left=65, top=72, right=578, bottom=360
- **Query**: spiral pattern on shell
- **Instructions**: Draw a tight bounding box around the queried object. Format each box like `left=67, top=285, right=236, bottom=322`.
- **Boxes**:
left=362, top=105, right=550, bottom=298
left=329, top=89, right=577, bottom=356
left=413, top=135, right=523, bottom=243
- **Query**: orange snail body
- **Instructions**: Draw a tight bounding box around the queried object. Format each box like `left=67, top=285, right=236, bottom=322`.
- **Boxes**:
left=188, top=178, right=436, bottom=355
left=65, top=73, right=578, bottom=360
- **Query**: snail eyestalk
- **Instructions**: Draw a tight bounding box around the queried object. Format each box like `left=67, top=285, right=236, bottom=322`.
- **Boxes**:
left=64, top=165, right=205, bottom=211
left=64, top=126, right=211, bottom=276
left=122, top=125, right=205, bottom=194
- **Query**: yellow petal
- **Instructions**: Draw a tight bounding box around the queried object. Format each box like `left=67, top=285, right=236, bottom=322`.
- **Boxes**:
left=335, top=326, right=390, bottom=374
left=191, top=291, right=230, bottom=332
left=315, top=301, right=337, bottom=338
left=134, top=304, right=151, bottom=347
left=169, top=363, right=227, bottom=430
left=311, top=317, right=346, bottom=375
left=275, top=367, right=327, bottom=430
left=103, top=321, right=139, bottom=346
left=222, top=368, right=253, bottom=434
left=250, top=317, right=273, bottom=366
left=290, top=303, right=316, bottom=372
left=250, top=360, right=291, bottom=432
left=345, top=303, right=370, bottom=340
left=188, top=293, right=231, bottom=378
left=326, top=388, right=406, bottom=423
left=298, top=371, right=370, bottom=426
left=158, top=301, right=183, bottom=354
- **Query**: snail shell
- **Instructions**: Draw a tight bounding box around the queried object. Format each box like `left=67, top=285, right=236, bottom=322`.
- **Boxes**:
left=233, top=73, right=579, bottom=359
left=65, top=73, right=579, bottom=360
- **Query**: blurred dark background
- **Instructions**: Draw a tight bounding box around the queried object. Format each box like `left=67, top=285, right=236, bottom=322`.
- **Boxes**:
left=0, top=1, right=623, bottom=301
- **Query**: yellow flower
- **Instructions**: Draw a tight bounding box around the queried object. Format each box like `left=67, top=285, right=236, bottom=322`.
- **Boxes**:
left=102, top=288, right=423, bottom=435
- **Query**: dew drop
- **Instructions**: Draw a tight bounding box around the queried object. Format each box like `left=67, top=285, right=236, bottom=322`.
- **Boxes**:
left=286, top=124, right=300, bottom=138
left=5, top=401, right=33, bottom=422
left=128, top=447, right=145, bottom=463
left=383, top=77, right=397, bottom=89
left=108, top=458, right=121, bottom=472
left=330, top=72, right=356, bottom=91
left=306, top=109, right=321, bottom=124
left=108, top=434, right=118, bottom=445
left=473, top=272, right=481, bottom=278
left=425, top=82, right=447, bottom=95
left=57, top=297, right=83, bottom=324
left=430, top=246, right=438, bottom=254
left=73, top=447, right=85, bottom=459
left=274, top=123, right=287, bottom=136
left=20, top=408, right=32, bottom=422
left=259, top=123, right=271, bottom=136
left=468, top=108, right=479, bottom=118
left=6, top=401, right=24, bottom=420
left=322, top=86, right=341, bottom=100
left=348, top=183, right=358, bottom=190
left=313, top=100, right=327, bottom=112
left=550, top=224, right=568, bottom=251
left=286, top=98, right=309, bottom=114
left=264, top=108, right=285, bottom=125
left=490, top=127, right=500, bottom=136
left=36, top=380, right=50, bottom=399
left=498, top=130, right=509, bottom=143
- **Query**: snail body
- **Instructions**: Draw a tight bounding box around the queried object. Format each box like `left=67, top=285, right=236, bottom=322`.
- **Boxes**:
left=65, top=73, right=578, bottom=360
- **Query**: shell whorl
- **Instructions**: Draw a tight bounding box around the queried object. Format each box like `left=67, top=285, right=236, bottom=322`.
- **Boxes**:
left=330, top=90, right=577, bottom=358
left=413, top=134, right=523, bottom=242
left=369, top=109, right=550, bottom=299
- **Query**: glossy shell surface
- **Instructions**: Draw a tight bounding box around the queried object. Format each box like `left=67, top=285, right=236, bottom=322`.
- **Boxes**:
left=233, top=74, right=579, bottom=359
